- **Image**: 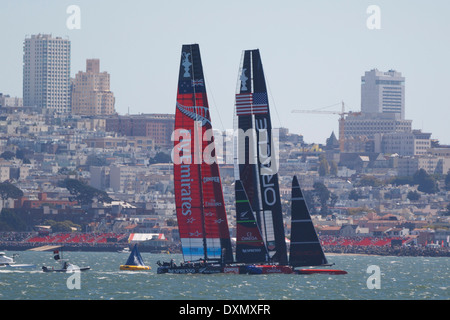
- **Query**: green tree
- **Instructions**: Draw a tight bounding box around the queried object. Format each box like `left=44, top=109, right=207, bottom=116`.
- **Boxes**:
left=407, top=190, right=421, bottom=201
left=63, top=178, right=113, bottom=206
left=356, top=175, right=382, bottom=187
left=0, top=208, right=27, bottom=231
left=149, top=152, right=171, bottom=165
left=390, top=176, right=414, bottom=186
left=348, top=189, right=360, bottom=201
left=329, top=161, right=338, bottom=176
left=0, top=182, right=24, bottom=204
left=313, top=182, right=330, bottom=216
left=0, top=151, right=15, bottom=160
left=318, top=159, right=329, bottom=176
left=445, top=170, right=450, bottom=191
left=44, top=219, right=80, bottom=232
left=413, top=169, right=439, bottom=194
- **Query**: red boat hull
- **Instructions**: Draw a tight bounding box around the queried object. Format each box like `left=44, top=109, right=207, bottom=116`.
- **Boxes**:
left=255, top=265, right=294, bottom=274
left=296, top=269, right=347, bottom=275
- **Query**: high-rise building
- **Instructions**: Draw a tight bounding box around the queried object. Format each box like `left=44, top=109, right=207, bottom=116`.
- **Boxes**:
left=71, top=59, right=115, bottom=115
left=361, top=69, right=405, bottom=119
left=23, top=34, right=71, bottom=113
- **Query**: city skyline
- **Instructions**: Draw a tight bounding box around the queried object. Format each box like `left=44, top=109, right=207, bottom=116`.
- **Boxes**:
left=1, top=1, right=450, bottom=144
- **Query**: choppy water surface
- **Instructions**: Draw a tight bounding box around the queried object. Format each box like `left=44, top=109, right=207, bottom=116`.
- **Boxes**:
left=0, top=251, right=448, bottom=300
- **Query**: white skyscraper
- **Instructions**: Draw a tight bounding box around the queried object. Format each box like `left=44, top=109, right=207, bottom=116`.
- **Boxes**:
left=23, top=34, right=71, bottom=113
left=361, top=69, right=405, bottom=119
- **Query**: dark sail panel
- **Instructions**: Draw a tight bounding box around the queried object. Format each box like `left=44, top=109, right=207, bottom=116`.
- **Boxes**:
left=289, top=176, right=328, bottom=267
left=235, top=180, right=269, bottom=263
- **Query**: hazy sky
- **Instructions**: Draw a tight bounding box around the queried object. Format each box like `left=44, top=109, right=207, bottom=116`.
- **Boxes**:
left=1, top=0, right=450, bottom=144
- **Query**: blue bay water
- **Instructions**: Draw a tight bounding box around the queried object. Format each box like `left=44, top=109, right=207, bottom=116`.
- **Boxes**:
left=0, top=251, right=448, bottom=300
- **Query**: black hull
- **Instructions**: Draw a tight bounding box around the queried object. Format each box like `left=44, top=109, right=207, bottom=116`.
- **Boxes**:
left=157, top=264, right=222, bottom=274
left=42, top=266, right=90, bottom=272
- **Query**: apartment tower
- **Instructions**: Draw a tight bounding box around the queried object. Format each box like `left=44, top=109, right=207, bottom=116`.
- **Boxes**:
left=23, top=34, right=71, bottom=113
left=71, top=59, right=115, bottom=115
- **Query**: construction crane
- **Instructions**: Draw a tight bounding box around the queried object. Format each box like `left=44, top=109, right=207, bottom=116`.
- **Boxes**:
left=292, top=101, right=356, bottom=152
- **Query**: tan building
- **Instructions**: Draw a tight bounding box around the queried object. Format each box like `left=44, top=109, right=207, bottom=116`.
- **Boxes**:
left=71, top=59, right=115, bottom=115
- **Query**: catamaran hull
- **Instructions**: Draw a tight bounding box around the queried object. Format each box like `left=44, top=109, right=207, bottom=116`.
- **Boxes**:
left=157, top=265, right=223, bottom=274
left=295, top=269, right=348, bottom=275
left=42, top=266, right=90, bottom=273
left=223, top=265, right=294, bottom=274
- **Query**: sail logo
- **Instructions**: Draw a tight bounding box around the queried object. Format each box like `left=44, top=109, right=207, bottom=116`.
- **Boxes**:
left=240, top=211, right=250, bottom=219
left=182, top=52, right=192, bottom=77
left=241, top=232, right=258, bottom=241
left=189, top=231, right=202, bottom=237
left=256, top=118, right=279, bottom=207
left=180, top=163, right=193, bottom=216
left=192, top=79, right=204, bottom=86
left=203, top=176, right=220, bottom=183
left=172, top=128, right=194, bottom=216
left=186, top=218, right=195, bottom=224
left=205, top=200, right=222, bottom=207
left=240, top=68, right=248, bottom=91
left=176, top=102, right=211, bottom=127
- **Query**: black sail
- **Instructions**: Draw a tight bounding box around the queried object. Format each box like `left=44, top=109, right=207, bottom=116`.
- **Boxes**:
left=289, top=176, right=328, bottom=267
left=235, top=180, right=269, bottom=263
left=234, top=49, right=288, bottom=265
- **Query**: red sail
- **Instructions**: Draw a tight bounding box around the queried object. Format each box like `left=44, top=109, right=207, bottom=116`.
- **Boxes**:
left=173, top=44, right=233, bottom=263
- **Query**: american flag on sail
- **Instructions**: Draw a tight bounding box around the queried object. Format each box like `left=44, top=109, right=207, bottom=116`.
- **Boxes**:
left=235, top=92, right=268, bottom=116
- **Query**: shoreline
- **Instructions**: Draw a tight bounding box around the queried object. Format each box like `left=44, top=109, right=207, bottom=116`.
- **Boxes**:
left=1, top=242, right=449, bottom=258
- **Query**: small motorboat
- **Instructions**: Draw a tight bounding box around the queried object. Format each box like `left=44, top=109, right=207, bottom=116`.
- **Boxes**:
left=0, top=251, right=14, bottom=265
left=117, top=247, right=131, bottom=253
left=119, top=244, right=151, bottom=271
left=0, top=252, right=36, bottom=270
left=42, top=261, right=90, bottom=273
left=42, top=249, right=90, bottom=273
